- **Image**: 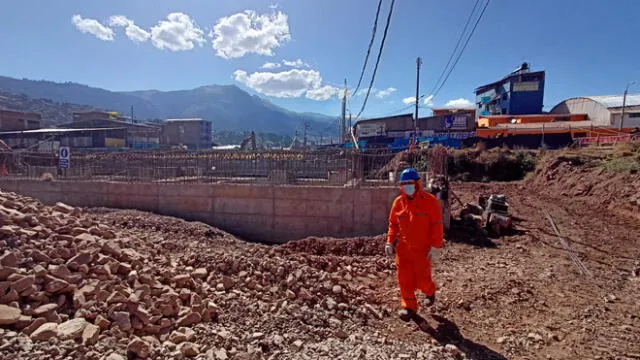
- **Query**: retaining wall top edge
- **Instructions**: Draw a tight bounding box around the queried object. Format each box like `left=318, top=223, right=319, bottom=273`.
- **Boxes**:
left=3, top=179, right=398, bottom=190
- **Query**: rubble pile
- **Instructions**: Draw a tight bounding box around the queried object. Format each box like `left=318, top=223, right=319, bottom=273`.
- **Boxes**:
left=277, top=236, right=386, bottom=257
left=0, top=192, right=457, bottom=359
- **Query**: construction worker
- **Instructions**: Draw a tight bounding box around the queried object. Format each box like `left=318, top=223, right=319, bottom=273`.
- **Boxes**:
left=386, top=168, right=444, bottom=322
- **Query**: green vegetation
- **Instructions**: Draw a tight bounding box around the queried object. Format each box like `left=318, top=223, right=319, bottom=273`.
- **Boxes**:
left=447, top=148, right=538, bottom=182
left=601, top=142, right=640, bottom=174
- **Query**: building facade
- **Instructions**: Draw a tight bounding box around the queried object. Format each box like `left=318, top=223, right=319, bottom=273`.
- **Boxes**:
left=0, top=128, right=127, bottom=152
left=0, top=109, right=42, bottom=131
left=475, top=63, right=545, bottom=117
left=550, top=94, right=640, bottom=130
left=161, top=118, right=213, bottom=149
left=432, top=107, right=476, bottom=118
left=351, top=112, right=476, bottom=151
left=355, top=113, right=476, bottom=138
left=70, top=111, right=160, bottom=149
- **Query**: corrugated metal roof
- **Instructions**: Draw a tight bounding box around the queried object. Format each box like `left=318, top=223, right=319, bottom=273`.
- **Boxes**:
left=0, top=108, right=42, bottom=117
left=356, top=113, right=413, bottom=124
left=165, top=118, right=205, bottom=122
left=494, top=120, right=598, bottom=129
left=585, top=94, right=640, bottom=108
left=0, top=127, right=125, bottom=135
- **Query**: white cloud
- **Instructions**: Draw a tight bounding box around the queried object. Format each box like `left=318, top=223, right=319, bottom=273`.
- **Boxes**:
left=282, top=59, right=309, bottom=68
left=108, top=15, right=131, bottom=28
left=352, top=87, right=396, bottom=99
left=261, top=62, right=281, bottom=69
left=403, top=96, right=417, bottom=105
left=234, top=68, right=345, bottom=101
left=355, top=88, right=370, bottom=97
left=402, top=95, right=435, bottom=106
left=109, top=15, right=150, bottom=43
left=375, top=87, right=397, bottom=99
left=423, top=95, right=435, bottom=106
left=234, top=69, right=321, bottom=98
left=150, top=13, right=205, bottom=51
left=72, top=15, right=114, bottom=41
left=445, top=98, right=475, bottom=108
left=306, top=85, right=342, bottom=101
left=211, top=10, right=291, bottom=59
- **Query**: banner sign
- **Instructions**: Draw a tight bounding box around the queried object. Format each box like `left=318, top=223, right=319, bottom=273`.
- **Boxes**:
left=575, top=135, right=640, bottom=145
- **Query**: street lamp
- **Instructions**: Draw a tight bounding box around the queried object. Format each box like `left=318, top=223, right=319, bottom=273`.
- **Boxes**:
left=620, top=81, right=636, bottom=130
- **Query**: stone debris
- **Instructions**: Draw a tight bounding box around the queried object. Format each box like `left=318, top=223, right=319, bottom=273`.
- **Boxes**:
left=0, top=189, right=479, bottom=360
left=29, top=322, right=58, bottom=341
left=0, top=304, right=21, bottom=325
left=56, top=318, right=87, bottom=340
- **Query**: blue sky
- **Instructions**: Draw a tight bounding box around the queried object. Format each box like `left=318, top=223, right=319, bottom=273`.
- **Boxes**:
left=1, top=0, right=639, bottom=119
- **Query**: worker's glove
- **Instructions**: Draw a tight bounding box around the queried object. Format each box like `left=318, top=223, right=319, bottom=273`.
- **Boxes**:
left=385, top=243, right=395, bottom=259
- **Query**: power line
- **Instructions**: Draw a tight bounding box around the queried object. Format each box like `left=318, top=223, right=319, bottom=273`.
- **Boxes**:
left=382, top=104, right=413, bottom=116
left=356, top=0, right=396, bottom=119
left=351, top=0, right=384, bottom=99
left=381, top=103, right=431, bottom=117
left=432, top=0, right=490, bottom=99
left=427, top=0, right=482, bottom=98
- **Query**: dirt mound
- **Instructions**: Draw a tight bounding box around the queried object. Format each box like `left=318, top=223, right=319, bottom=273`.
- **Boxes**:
left=278, top=235, right=386, bottom=257
left=532, top=148, right=640, bottom=218
left=88, top=208, right=234, bottom=246
left=376, top=147, right=537, bottom=182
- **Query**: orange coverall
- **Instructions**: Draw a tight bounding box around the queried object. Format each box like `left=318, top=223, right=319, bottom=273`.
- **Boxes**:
left=387, top=181, right=444, bottom=312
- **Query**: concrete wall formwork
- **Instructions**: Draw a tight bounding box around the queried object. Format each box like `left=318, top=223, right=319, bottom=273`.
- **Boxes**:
left=0, top=179, right=398, bottom=243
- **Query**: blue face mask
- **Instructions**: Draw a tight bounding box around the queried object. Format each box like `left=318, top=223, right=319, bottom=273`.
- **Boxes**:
left=402, top=184, right=416, bottom=196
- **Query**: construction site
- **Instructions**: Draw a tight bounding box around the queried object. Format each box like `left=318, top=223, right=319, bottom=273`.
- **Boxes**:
left=0, top=139, right=638, bottom=360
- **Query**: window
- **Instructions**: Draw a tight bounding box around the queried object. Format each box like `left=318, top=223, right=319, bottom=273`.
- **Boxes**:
left=629, top=113, right=640, bottom=118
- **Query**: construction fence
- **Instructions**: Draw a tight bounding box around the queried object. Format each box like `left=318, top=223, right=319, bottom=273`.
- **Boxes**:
left=3, top=149, right=435, bottom=187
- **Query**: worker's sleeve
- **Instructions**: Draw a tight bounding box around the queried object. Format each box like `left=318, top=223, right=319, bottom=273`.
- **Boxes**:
left=387, top=198, right=400, bottom=245
left=429, top=196, right=444, bottom=248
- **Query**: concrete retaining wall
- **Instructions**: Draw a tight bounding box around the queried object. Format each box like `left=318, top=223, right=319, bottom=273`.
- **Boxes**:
left=0, top=179, right=398, bottom=243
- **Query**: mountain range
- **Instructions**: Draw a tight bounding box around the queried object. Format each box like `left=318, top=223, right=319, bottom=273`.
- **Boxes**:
left=0, top=76, right=338, bottom=136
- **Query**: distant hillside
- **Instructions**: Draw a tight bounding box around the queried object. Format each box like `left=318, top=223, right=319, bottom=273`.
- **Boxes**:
left=0, top=92, right=98, bottom=127
left=0, top=76, right=336, bottom=136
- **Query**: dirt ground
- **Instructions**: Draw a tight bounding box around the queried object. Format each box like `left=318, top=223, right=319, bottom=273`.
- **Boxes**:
left=375, top=180, right=640, bottom=360
left=1, top=149, right=639, bottom=360
left=281, top=176, right=640, bottom=360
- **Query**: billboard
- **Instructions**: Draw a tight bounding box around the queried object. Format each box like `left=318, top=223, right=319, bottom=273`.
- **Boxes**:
left=356, top=123, right=386, bottom=137
left=513, top=81, right=539, bottom=92
left=445, top=115, right=471, bottom=130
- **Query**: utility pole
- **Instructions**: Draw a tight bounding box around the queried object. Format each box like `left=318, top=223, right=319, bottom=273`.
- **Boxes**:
left=130, top=105, right=134, bottom=123
left=303, top=122, right=310, bottom=148
left=620, top=81, right=636, bottom=131
left=341, top=79, right=347, bottom=144
left=414, top=57, right=422, bottom=138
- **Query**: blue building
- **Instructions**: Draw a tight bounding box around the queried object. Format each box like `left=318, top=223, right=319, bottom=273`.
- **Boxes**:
left=475, top=63, right=545, bottom=117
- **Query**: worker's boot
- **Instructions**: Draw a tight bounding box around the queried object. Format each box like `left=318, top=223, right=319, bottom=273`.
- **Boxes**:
left=398, top=308, right=416, bottom=322
left=424, top=294, right=436, bottom=307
